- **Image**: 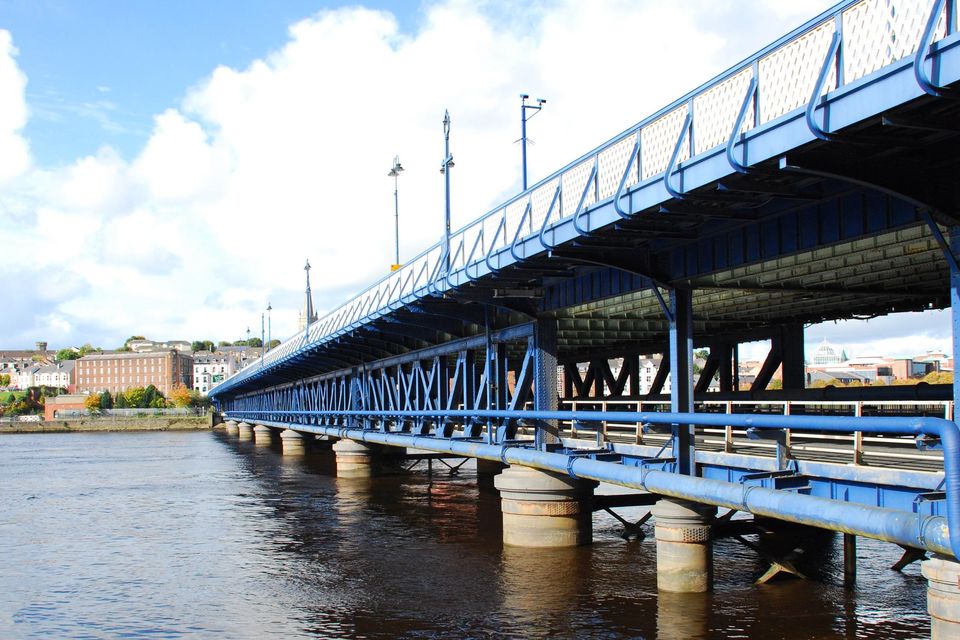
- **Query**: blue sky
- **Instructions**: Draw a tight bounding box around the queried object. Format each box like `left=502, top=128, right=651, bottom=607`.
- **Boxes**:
left=2, top=0, right=423, bottom=164
left=0, top=0, right=950, bottom=359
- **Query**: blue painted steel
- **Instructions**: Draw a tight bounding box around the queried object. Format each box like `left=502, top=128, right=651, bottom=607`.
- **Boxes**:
left=536, top=184, right=563, bottom=249
left=212, top=5, right=960, bottom=398
left=571, top=159, right=598, bottom=236
left=916, top=0, right=957, bottom=97
left=663, top=113, right=692, bottom=200
left=224, top=412, right=956, bottom=558
left=613, top=130, right=641, bottom=219
left=725, top=77, right=758, bottom=174
left=806, top=31, right=842, bottom=142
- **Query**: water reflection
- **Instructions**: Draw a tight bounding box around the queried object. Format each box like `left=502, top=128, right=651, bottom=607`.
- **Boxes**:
left=0, top=431, right=933, bottom=639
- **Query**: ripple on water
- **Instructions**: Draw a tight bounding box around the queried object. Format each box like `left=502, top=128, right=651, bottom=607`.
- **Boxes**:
left=0, top=431, right=932, bottom=639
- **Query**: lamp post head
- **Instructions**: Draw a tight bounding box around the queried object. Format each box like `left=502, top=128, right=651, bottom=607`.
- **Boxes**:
left=388, top=155, right=404, bottom=177
left=266, top=302, right=272, bottom=313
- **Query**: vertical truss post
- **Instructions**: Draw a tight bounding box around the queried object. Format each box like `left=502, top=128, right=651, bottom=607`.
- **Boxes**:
left=781, top=324, right=805, bottom=391
left=535, top=315, right=560, bottom=448
left=716, top=343, right=734, bottom=393
left=669, top=288, right=696, bottom=475
left=952, top=227, right=960, bottom=414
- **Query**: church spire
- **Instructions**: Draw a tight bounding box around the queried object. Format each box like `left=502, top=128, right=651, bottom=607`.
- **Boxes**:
left=299, top=259, right=318, bottom=332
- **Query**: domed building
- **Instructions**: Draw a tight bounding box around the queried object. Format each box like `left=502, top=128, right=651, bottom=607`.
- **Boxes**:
left=811, top=339, right=845, bottom=365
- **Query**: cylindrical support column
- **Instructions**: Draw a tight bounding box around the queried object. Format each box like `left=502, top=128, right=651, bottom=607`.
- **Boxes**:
left=477, top=458, right=505, bottom=490
left=843, top=533, right=857, bottom=587
left=236, top=421, right=253, bottom=441
left=652, top=498, right=717, bottom=593
left=333, top=438, right=381, bottom=478
left=923, top=554, right=960, bottom=638
left=253, top=424, right=273, bottom=446
left=280, top=429, right=306, bottom=456
left=494, top=464, right=597, bottom=547
left=224, top=420, right=239, bottom=435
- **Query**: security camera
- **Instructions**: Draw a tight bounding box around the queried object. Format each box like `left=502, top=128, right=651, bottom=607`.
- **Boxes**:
left=520, top=94, right=530, bottom=100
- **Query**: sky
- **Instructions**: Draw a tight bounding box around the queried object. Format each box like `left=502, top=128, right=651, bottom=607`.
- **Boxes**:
left=0, top=0, right=950, bottom=360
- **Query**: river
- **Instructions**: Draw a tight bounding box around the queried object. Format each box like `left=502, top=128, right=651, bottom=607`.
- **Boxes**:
left=0, top=430, right=931, bottom=638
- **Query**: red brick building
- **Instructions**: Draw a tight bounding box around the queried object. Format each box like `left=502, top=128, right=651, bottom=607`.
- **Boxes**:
left=75, top=350, right=193, bottom=396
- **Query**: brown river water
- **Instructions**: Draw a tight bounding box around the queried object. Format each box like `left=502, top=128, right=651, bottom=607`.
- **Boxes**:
left=0, top=430, right=931, bottom=638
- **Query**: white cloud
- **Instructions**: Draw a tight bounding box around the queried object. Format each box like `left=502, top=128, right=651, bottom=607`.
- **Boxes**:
left=1, top=0, right=947, bottom=353
left=0, top=30, right=30, bottom=183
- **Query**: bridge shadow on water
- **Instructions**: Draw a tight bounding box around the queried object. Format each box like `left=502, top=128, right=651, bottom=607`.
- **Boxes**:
left=214, top=431, right=930, bottom=639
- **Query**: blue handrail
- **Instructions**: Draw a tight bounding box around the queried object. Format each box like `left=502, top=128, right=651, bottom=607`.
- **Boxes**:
left=226, top=407, right=960, bottom=559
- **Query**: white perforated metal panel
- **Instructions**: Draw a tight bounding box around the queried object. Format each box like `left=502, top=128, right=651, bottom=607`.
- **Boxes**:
left=641, top=105, right=690, bottom=179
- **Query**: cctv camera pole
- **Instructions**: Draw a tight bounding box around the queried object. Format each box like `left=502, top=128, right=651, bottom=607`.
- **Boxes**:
left=520, top=94, right=546, bottom=191
left=442, top=110, right=453, bottom=272
left=266, top=302, right=272, bottom=351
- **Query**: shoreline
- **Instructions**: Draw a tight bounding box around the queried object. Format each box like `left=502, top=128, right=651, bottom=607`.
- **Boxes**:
left=0, top=416, right=211, bottom=434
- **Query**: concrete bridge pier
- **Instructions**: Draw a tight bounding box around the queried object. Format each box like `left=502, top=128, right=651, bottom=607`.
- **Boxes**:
left=923, top=555, right=960, bottom=639
left=280, top=429, right=306, bottom=456
left=253, top=424, right=274, bottom=446
left=236, top=421, right=254, bottom=441
left=224, top=420, right=239, bottom=435
left=476, top=458, right=505, bottom=490
left=494, top=464, right=598, bottom=547
left=652, top=499, right=717, bottom=593
left=333, top=438, right=382, bottom=478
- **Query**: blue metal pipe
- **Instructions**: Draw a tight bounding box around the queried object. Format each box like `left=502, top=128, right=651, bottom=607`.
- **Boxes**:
left=232, top=413, right=955, bottom=557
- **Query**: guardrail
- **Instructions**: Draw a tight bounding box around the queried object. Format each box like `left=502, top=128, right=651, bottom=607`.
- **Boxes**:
left=564, top=398, right=951, bottom=467
left=224, top=407, right=960, bottom=558
left=214, top=0, right=956, bottom=397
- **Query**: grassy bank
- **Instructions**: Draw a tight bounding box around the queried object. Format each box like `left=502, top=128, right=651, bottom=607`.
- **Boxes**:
left=0, top=416, right=211, bottom=434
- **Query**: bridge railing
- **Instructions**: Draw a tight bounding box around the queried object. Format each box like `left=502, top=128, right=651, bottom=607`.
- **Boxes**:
left=563, top=398, right=951, bottom=467
left=215, top=0, right=954, bottom=396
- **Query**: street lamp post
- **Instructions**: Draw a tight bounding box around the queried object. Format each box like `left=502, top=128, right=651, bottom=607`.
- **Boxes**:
left=266, top=302, right=272, bottom=351
left=388, top=156, right=404, bottom=271
left=260, top=313, right=265, bottom=366
left=440, top=110, right=454, bottom=271
left=520, top=94, right=546, bottom=191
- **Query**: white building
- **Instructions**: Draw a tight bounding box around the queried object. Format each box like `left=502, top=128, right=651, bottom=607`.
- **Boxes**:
left=34, top=361, right=75, bottom=389
left=128, top=339, right=192, bottom=353
left=17, top=366, right=40, bottom=390
left=193, top=353, right=237, bottom=396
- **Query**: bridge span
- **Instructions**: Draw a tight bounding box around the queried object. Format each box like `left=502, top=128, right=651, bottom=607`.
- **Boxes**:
left=213, top=1, right=960, bottom=635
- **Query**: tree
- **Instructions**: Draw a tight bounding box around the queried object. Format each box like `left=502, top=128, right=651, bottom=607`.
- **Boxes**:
left=125, top=336, right=146, bottom=345
left=191, top=340, right=216, bottom=352
left=143, top=384, right=159, bottom=408
left=267, top=339, right=281, bottom=349
left=169, top=384, right=192, bottom=408
left=98, top=390, right=113, bottom=410
left=115, top=392, right=128, bottom=408
left=55, top=348, right=80, bottom=361
left=125, top=386, right=147, bottom=408
left=84, top=394, right=101, bottom=411
left=78, top=344, right=100, bottom=356
left=218, top=341, right=233, bottom=347
left=0, top=374, right=9, bottom=387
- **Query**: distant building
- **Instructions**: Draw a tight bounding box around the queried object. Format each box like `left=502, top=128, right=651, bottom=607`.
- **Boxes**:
left=17, top=366, right=39, bottom=390
left=75, top=350, right=193, bottom=396
left=811, top=339, right=845, bottom=365
left=44, top=394, right=88, bottom=421
left=192, top=352, right=237, bottom=396
left=34, top=361, right=75, bottom=391
left=127, top=339, right=192, bottom=353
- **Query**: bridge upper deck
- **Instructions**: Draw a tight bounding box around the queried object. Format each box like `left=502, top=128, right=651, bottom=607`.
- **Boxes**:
left=213, top=0, right=960, bottom=397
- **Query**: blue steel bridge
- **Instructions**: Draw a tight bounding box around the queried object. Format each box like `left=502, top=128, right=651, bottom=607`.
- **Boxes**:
left=213, top=0, right=960, bottom=633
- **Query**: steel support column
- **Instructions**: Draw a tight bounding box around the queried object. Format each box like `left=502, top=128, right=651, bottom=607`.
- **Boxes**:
left=536, top=315, right=559, bottom=447
left=781, top=324, right=805, bottom=391
left=952, top=227, right=960, bottom=413
left=670, top=288, right=696, bottom=475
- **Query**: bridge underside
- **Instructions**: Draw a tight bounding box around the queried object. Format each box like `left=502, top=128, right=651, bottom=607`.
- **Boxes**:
left=214, top=10, right=960, bottom=624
